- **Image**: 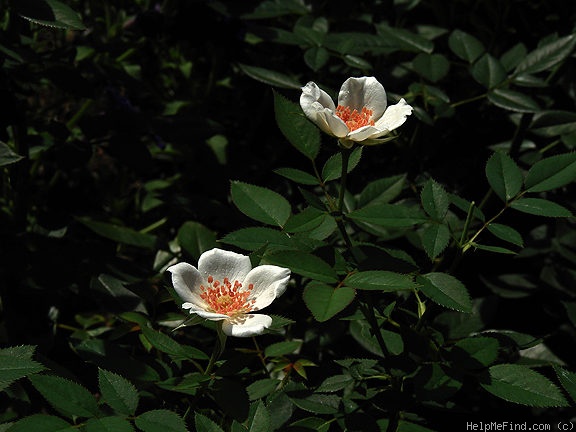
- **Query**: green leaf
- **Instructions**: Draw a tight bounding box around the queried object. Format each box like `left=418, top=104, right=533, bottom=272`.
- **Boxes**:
left=136, top=410, right=188, bottom=432
left=421, top=179, right=450, bottom=219
left=515, top=34, right=576, bottom=75
left=0, top=142, right=24, bottom=167
left=246, top=379, right=280, bottom=401
left=303, top=282, right=355, bottom=322
left=0, top=346, right=45, bottom=391
left=141, top=326, right=208, bottom=360
left=554, top=366, right=576, bottom=404
left=274, top=167, right=318, bottom=185
left=510, top=198, right=572, bottom=217
left=500, top=43, right=527, bottom=71
left=487, top=223, right=524, bottom=247
left=524, top=152, right=576, bottom=192
left=376, top=24, right=434, bottom=53
left=448, top=29, right=484, bottom=62
left=28, top=374, right=99, bottom=419
left=488, top=88, right=540, bottom=113
left=417, top=272, right=472, bottom=313
left=284, top=207, right=326, bottom=233
left=247, top=401, right=272, bottom=432
left=530, top=110, right=576, bottom=137
left=321, top=147, right=362, bottom=182
left=238, top=64, right=301, bottom=89
left=349, top=320, right=404, bottom=357
left=345, top=271, right=417, bottom=291
left=348, top=204, right=426, bottom=227
left=76, top=218, right=157, bottom=249
left=98, top=369, right=139, bottom=416
left=473, top=244, right=517, bottom=254
left=451, top=336, right=499, bottom=369
left=264, top=341, right=302, bottom=357
left=6, top=414, right=75, bottom=432
left=422, top=223, right=451, bottom=260
left=194, top=412, right=224, bottom=432
left=291, top=394, right=340, bottom=414
left=316, top=374, right=354, bottom=393
left=17, top=0, right=85, bottom=30
left=358, top=174, right=406, bottom=207
left=472, top=54, right=507, bottom=88
left=92, top=273, right=146, bottom=313
left=177, top=221, right=216, bottom=261
left=85, top=417, right=134, bottom=432
left=230, top=181, right=291, bottom=227
left=412, top=53, right=450, bottom=83
left=273, top=90, right=320, bottom=160
left=481, top=364, right=569, bottom=407
left=485, top=152, right=523, bottom=201
left=263, top=250, right=338, bottom=283
left=220, top=227, right=293, bottom=252
left=304, top=46, right=329, bottom=71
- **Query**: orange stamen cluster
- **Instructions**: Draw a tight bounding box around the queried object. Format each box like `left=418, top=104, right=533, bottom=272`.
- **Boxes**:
left=200, top=275, right=255, bottom=316
left=336, top=105, right=375, bottom=131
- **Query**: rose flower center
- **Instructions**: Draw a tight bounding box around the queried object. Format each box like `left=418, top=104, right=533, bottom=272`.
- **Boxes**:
left=200, top=275, right=255, bottom=316
left=336, top=105, right=375, bottom=131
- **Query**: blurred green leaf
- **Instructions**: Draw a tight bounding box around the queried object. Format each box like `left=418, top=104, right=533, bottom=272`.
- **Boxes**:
left=515, top=34, right=576, bottom=75
left=76, top=218, right=157, bottom=249
left=376, top=24, right=434, bottom=53
left=448, top=29, right=484, bottom=62
left=264, top=251, right=338, bottom=283
left=304, top=47, right=329, bottom=71
left=85, top=417, right=134, bottom=432
left=136, top=410, right=188, bottom=432
left=177, top=221, right=217, bottom=261
left=500, top=43, right=527, bottom=71
left=0, top=142, right=24, bottom=167
left=472, top=54, right=507, bottom=88
left=5, top=414, right=75, bottom=432
left=530, top=111, right=576, bottom=137
left=417, top=272, right=472, bottom=313
left=239, top=64, right=301, bottom=89
left=345, top=271, right=417, bottom=291
left=413, top=53, right=450, bottom=83
left=485, top=152, right=523, bottom=201
left=28, top=374, right=99, bottom=419
left=230, top=181, right=292, bottom=227
left=510, top=198, right=572, bottom=217
left=98, top=369, right=139, bottom=416
left=488, top=88, right=540, bottom=113
left=242, top=0, right=309, bottom=19
left=265, top=341, right=302, bottom=357
left=274, top=90, right=321, bottom=160
left=524, top=152, right=576, bottom=192
left=481, top=364, right=569, bottom=407
left=303, top=282, right=355, bottom=322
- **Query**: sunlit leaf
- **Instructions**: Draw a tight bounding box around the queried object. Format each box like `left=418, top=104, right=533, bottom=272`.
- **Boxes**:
left=485, top=152, right=523, bottom=201
left=524, top=152, right=576, bottom=192
left=515, top=34, right=576, bottom=75
left=136, top=410, right=188, bottom=432
left=510, top=198, right=572, bottom=217
left=239, top=64, right=301, bottom=89
left=488, top=88, right=540, bottom=113
left=417, top=272, right=472, bottom=313
left=98, top=369, right=139, bottom=416
left=448, top=29, right=485, bottom=62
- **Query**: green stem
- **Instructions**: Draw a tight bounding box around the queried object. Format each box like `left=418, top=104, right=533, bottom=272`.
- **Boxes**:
left=204, top=322, right=226, bottom=375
